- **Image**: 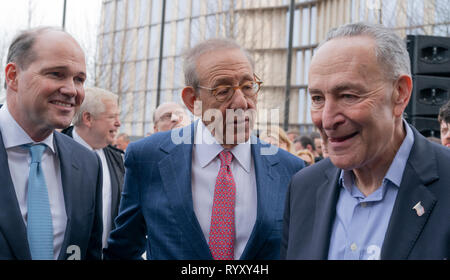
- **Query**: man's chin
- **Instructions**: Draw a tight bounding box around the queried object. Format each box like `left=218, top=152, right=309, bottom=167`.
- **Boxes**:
left=328, top=153, right=360, bottom=171
left=52, top=120, right=72, bottom=130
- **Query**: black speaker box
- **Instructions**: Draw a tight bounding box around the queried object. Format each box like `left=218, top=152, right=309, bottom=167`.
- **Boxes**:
left=407, top=35, right=450, bottom=76
left=405, top=75, right=450, bottom=118
left=409, top=116, right=441, bottom=138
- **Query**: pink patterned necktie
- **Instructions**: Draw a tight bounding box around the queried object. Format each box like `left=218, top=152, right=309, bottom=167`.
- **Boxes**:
left=208, top=150, right=236, bottom=260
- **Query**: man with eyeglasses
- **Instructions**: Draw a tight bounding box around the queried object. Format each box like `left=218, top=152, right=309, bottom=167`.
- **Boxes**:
left=104, top=38, right=304, bottom=260
left=153, top=102, right=190, bottom=133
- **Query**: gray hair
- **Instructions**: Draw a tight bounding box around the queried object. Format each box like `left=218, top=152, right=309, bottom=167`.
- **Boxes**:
left=116, top=133, right=130, bottom=142
left=322, top=22, right=411, bottom=80
left=183, top=38, right=255, bottom=90
left=73, top=87, right=118, bottom=126
left=4, top=26, right=67, bottom=89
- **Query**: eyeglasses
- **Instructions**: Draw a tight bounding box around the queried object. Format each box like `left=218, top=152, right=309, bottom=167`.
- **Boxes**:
left=197, top=73, right=263, bottom=102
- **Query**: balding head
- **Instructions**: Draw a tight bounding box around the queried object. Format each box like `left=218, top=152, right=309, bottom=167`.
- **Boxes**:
left=153, top=102, right=190, bottom=132
left=7, top=27, right=80, bottom=70
left=5, top=26, right=83, bottom=89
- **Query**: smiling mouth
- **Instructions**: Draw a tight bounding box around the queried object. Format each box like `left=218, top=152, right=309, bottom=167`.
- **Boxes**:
left=51, top=101, right=74, bottom=108
left=328, top=132, right=359, bottom=143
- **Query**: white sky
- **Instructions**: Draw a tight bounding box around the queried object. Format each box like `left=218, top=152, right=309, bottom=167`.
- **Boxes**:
left=0, top=0, right=103, bottom=100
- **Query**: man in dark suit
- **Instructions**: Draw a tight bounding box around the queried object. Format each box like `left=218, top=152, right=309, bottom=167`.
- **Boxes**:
left=61, top=87, right=124, bottom=249
left=0, top=27, right=102, bottom=260
left=104, top=38, right=304, bottom=260
left=281, top=22, right=450, bottom=260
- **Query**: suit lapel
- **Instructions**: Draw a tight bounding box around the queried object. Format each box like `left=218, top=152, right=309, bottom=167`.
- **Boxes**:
left=0, top=132, right=31, bottom=259
left=54, top=132, right=80, bottom=260
left=240, top=138, right=278, bottom=260
left=158, top=123, right=212, bottom=259
left=310, top=160, right=341, bottom=259
left=381, top=128, right=438, bottom=259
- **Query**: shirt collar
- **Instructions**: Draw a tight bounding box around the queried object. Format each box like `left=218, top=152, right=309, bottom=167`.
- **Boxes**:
left=384, top=120, right=414, bottom=187
left=0, top=103, right=56, bottom=154
left=73, top=127, right=101, bottom=152
left=339, top=119, right=415, bottom=191
left=194, top=120, right=251, bottom=173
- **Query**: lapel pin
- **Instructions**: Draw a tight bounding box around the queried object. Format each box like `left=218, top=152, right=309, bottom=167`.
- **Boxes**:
left=412, top=201, right=425, bottom=217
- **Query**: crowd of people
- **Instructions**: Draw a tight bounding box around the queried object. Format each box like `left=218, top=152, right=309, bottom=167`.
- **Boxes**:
left=0, top=22, right=448, bottom=260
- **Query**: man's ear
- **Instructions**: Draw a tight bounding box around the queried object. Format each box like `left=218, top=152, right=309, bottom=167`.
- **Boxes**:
left=82, top=111, right=93, bottom=128
left=181, top=86, right=197, bottom=114
left=392, top=74, right=413, bottom=118
left=5, top=63, right=19, bottom=91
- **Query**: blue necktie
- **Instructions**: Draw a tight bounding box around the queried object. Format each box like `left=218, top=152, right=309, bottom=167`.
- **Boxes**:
left=25, top=144, right=54, bottom=260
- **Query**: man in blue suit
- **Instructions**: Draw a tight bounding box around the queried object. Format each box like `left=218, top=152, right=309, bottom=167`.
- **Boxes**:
left=0, top=27, right=102, bottom=260
left=104, top=38, right=304, bottom=260
left=281, top=22, right=450, bottom=260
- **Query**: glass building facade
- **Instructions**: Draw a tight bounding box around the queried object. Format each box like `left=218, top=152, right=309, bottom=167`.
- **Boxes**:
left=96, top=0, right=450, bottom=137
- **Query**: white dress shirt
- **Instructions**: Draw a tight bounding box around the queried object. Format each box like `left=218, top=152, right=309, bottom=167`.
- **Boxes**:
left=0, top=104, right=67, bottom=260
left=191, top=120, right=257, bottom=260
left=72, top=128, right=112, bottom=249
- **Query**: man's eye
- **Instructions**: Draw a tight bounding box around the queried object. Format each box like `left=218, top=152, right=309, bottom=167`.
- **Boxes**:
left=242, top=84, right=253, bottom=91
left=343, top=94, right=357, bottom=99
left=49, top=72, right=63, bottom=78
left=75, top=76, right=85, bottom=83
left=216, top=87, right=231, bottom=95
left=311, top=95, right=324, bottom=103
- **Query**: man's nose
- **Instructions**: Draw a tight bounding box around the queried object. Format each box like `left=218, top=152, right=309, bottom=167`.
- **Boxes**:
left=321, top=99, right=345, bottom=131
left=171, top=113, right=181, bottom=123
left=59, top=78, right=77, bottom=97
left=229, top=88, right=249, bottom=110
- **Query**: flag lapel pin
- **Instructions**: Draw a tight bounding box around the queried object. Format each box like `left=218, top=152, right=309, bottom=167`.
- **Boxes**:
left=412, top=201, right=425, bottom=217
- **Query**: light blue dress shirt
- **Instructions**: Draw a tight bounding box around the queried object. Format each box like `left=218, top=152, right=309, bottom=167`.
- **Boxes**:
left=328, top=121, right=415, bottom=260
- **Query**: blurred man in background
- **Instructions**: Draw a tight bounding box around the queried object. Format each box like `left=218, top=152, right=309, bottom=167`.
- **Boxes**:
left=114, top=133, right=130, bottom=152
left=438, top=100, right=450, bottom=148
left=153, top=102, right=191, bottom=133
left=62, top=87, right=124, bottom=250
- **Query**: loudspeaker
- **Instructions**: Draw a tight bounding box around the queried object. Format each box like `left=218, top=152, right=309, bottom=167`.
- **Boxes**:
left=407, top=35, right=450, bottom=76
left=409, top=116, right=441, bottom=138
left=405, top=75, right=450, bottom=118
